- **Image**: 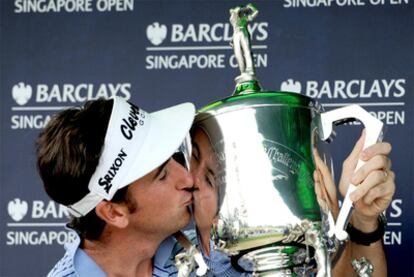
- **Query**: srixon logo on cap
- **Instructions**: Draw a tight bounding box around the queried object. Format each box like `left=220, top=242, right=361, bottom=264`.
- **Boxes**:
left=121, top=103, right=145, bottom=140
left=98, top=148, right=128, bottom=193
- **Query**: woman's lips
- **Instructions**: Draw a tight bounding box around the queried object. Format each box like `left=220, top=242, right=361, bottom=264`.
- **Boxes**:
left=182, top=193, right=193, bottom=206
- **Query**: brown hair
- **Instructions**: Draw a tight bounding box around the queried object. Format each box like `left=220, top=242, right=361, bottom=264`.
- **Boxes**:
left=36, top=98, right=131, bottom=240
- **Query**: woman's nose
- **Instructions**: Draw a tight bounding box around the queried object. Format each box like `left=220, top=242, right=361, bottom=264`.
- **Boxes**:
left=191, top=165, right=202, bottom=190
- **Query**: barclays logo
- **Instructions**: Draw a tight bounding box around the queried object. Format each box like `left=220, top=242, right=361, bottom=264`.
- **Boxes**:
left=146, top=22, right=269, bottom=46
left=12, top=82, right=33, bottom=106
left=10, top=82, right=132, bottom=105
left=280, top=79, right=302, bottom=94
left=147, top=22, right=168, bottom=46
left=8, top=198, right=28, bottom=222
left=280, top=78, right=406, bottom=99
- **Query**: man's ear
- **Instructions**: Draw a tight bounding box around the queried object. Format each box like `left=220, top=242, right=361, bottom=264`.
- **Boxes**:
left=95, top=201, right=129, bottom=229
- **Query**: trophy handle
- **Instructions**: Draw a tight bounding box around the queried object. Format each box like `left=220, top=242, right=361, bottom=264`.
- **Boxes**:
left=173, top=231, right=209, bottom=276
left=318, top=105, right=384, bottom=241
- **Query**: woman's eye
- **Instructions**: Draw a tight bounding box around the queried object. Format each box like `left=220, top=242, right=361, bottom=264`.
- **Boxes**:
left=192, top=150, right=199, bottom=161
left=206, top=175, right=215, bottom=188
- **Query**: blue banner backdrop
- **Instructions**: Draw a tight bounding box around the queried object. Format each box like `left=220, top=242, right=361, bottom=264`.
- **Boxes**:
left=1, top=0, right=413, bottom=276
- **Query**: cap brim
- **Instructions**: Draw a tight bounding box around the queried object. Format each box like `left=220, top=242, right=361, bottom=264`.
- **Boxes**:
left=120, top=102, right=195, bottom=187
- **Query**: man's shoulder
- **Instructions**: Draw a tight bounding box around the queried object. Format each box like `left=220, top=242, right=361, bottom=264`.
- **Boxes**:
left=47, top=231, right=81, bottom=277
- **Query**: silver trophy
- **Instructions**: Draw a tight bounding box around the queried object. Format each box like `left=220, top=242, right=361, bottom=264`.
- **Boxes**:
left=182, top=4, right=383, bottom=277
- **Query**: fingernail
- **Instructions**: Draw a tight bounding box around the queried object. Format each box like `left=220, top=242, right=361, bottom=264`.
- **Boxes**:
left=349, top=192, right=357, bottom=202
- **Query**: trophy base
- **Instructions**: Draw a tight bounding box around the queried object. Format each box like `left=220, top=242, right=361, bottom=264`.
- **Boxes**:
left=232, top=244, right=315, bottom=276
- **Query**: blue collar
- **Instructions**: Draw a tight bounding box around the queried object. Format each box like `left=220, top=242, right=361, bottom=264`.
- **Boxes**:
left=64, top=231, right=177, bottom=276
left=64, top=231, right=107, bottom=276
left=154, top=236, right=177, bottom=268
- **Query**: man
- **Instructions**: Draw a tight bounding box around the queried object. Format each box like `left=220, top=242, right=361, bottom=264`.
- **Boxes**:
left=37, top=96, right=196, bottom=277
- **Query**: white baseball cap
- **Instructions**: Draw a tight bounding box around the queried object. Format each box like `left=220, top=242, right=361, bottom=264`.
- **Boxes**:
left=67, top=96, right=195, bottom=217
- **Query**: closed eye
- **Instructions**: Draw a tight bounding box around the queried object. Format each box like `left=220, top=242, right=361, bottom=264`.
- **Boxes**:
left=192, top=142, right=200, bottom=162
left=159, top=168, right=168, bottom=181
left=206, top=169, right=216, bottom=188
left=153, top=160, right=169, bottom=181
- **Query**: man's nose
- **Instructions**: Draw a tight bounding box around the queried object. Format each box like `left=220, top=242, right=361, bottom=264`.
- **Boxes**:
left=173, top=159, right=194, bottom=190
